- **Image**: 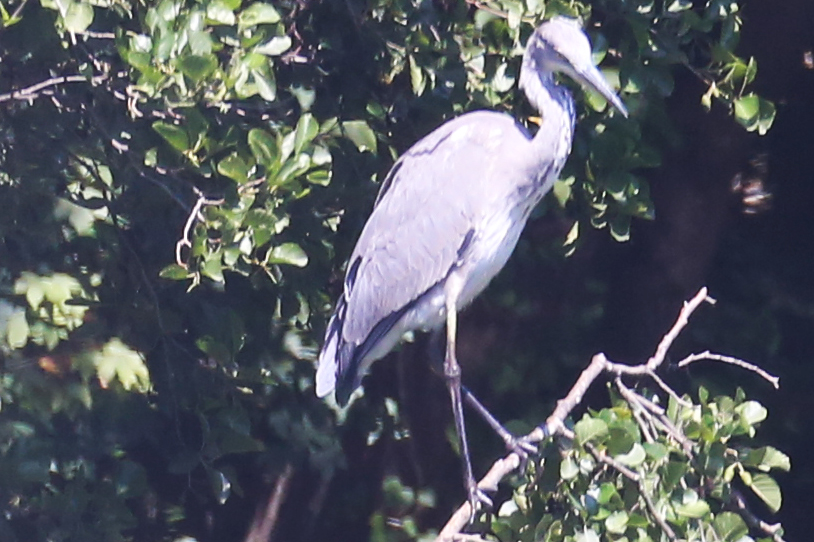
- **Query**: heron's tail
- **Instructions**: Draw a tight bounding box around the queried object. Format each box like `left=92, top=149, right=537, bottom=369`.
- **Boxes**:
left=316, top=295, right=362, bottom=406
left=315, top=297, right=343, bottom=399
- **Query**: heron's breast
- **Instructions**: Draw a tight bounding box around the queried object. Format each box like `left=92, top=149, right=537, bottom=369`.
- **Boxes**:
left=458, top=206, right=528, bottom=308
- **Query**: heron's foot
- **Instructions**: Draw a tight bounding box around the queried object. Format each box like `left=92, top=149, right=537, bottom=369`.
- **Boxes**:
left=466, top=483, right=494, bottom=523
left=507, top=434, right=538, bottom=457
left=510, top=424, right=553, bottom=473
left=504, top=435, right=538, bottom=474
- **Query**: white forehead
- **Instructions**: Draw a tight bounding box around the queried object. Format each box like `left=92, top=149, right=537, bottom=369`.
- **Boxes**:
left=532, top=17, right=593, bottom=66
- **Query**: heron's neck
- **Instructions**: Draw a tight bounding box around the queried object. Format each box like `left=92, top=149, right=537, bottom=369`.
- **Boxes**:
left=520, top=69, right=576, bottom=186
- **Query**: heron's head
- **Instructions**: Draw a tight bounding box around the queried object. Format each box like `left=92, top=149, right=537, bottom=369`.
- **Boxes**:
left=522, top=17, right=628, bottom=117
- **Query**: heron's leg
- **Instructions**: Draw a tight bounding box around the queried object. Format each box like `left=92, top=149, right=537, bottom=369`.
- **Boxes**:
left=428, top=329, right=537, bottom=458
left=442, top=275, right=491, bottom=519
left=461, top=389, right=538, bottom=458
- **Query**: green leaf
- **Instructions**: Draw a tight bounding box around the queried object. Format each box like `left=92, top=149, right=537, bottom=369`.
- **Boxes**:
left=408, top=55, right=426, bottom=96
left=153, top=121, right=189, bottom=152
left=63, top=1, right=94, bottom=33
left=343, top=120, right=377, bottom=153
left=206, top=0, right=236, bottom=25
left=605, top=510, right=628, bottom=534
left=616, top=442, right=646, bottom=467
left=597, top=482, right=619, bottom=505
left=734, top=94, right=759, bottom=124
left=248, top=128, right=278, bottom=168
left=306, top=169, right=331, bottom=186
left=667, top=0, right=692, bottom=12
left=0, top=0, right=22, bottom=26
left=574, top=527, right=600, bottom=542
left=159, top=264, right=192, bottom=280
left=202, top=253, right=225, bottom=283
left=756, top=97, right=776, bottom=135
left=643, top=442, right=668, bottom=461
left=560, top=456, right=578, bottom=480
left=252, top=67, right=277, bottom=101
left=255, top=36, right=291, bottom=56
left=92, top=338, right=151, bottom=392
left=177, top=54, right=218, bottom=82
left=238, top=2, right=280, bottom=28
left=674, top=499, right=710, bottom=518
left=737, top=400, right=768, bottom=426
left=294, top=113, right=319, bottom=155
left=713, top=512, right=749, bottom=542
left=747, top=473, right=782, bottom=512
left=217, top=152, right=251, bottom=184
left=743, top=446, right=791, bottom=472
left=574, top=415, right=608, bottom=445
left=267, top=243, right=308, bottom=267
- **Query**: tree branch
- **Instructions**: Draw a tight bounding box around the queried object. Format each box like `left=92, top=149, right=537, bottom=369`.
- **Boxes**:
left=0, top=73, right=111, bottom=103
left=434, top=288, right=784, bottom=542
left=677, top=350, right=780, bottom=388
left=244, top=463, right=295, bottom=542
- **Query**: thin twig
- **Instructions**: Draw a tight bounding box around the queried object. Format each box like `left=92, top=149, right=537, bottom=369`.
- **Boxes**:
left=677, top=351, right=780, bottom=388
left=646, top=287, right=715, bottom=371
left=638, top=477, right=677, bottom=541
left=0, top=74, right=110, bottom=103
left=615, top=379, right=657, bottom=444
left=649, top=370, right=693, bottom=407
left=175, top=190, right=225, bottom=267
left=584, top=441, right=639, bottom=481
left=450, top=534, right=492, bottom=542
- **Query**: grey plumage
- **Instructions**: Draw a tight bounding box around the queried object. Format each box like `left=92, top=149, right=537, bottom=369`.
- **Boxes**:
left=317, top=17, right=627, bottom=406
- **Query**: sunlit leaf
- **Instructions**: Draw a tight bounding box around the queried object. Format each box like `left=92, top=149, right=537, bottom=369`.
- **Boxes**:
left=267, top=243, right=308, bottom=267
left=238, top=2, right=280, bottom=27
left=675, top=499, right=710, bottom=518
left=574, top=415, right=608, bottom=445
left=343, top=120, right=377, bottom=153
left=63, top=1, right=94, bottom=33
left=92, top=338, right=151, bottom=392
left=747, top=473, right=782, bottom=512
left=713, top=512, right=749, bottom=542
left=255, top=36, right=291, bottom=56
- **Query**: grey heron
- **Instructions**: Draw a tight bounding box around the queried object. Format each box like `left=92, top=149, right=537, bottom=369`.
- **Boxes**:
left=316, top=17, right=627, bottom=513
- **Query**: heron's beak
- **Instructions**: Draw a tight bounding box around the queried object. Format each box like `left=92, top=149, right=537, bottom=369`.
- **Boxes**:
left=575, top=64, right=628, bottom=118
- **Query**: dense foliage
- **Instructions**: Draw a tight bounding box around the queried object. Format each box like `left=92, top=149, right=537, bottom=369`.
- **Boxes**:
left=0, top=0, right=794, bottom=541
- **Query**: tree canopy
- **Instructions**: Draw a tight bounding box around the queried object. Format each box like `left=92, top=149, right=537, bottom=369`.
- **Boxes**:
left=0, top=0, right=805, bottom=541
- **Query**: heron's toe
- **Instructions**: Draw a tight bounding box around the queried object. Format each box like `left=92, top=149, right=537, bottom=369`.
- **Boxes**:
left=466, top=485, right=494, bottom=523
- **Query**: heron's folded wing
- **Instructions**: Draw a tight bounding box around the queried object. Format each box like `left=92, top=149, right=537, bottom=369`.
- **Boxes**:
left=341, top=119, right=501, bottom=347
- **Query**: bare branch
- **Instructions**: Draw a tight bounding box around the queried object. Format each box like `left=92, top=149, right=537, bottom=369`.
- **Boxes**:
left=0, top=73, right=111, bottom=103
left=646, top=287, right=715, bottom=371
left=649, top=370, right=693, bottom=407
left=175, top=190, right=225, bottom=268
left=678, top=350, right=780, bottom=388
left=244, top=463, right=295, bottom=542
